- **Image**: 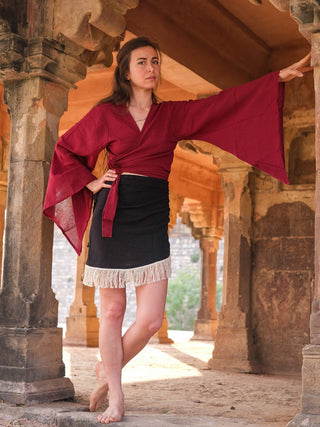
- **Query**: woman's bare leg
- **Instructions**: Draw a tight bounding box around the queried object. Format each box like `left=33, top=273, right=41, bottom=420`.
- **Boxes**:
left=90, top=279, right=168, bottom=423
left=93, top=287, right=126, bottom=424
left=122, top=279, right=168, bottom=366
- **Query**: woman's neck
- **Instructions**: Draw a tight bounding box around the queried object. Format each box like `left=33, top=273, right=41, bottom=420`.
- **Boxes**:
left=129, top=89, right=153, bottom=110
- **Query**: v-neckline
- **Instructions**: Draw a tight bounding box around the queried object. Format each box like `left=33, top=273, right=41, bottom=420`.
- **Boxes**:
left=127, top=103, right=155, bottom=134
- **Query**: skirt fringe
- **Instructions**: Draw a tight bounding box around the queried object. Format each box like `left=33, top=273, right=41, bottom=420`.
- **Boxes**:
left=83, top=256, right=171, bottom=289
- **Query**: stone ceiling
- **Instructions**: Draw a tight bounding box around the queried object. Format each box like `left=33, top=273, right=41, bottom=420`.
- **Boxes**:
left=125, top=0, right=310, bottom=89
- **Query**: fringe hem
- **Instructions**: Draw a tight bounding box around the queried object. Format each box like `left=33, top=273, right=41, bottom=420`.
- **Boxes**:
left=83, top=256, right=171, bottom=288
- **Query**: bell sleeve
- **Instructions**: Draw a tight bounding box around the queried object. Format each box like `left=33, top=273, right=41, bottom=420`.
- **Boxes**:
left=43, top=105, right=109, bottom=255
left=171, top=71, right=288, bottom=184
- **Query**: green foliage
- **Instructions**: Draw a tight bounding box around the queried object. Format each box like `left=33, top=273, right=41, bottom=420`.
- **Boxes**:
left=166, top=268, right=200, bottom=330
left=189, top=252, right=200, bottom=263
left=216, top=281, right=223, bottom=312
left=166, top=268, right=224, bottom=330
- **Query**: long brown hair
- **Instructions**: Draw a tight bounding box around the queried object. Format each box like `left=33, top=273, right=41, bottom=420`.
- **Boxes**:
left=98, top=37, right=161, bottom=106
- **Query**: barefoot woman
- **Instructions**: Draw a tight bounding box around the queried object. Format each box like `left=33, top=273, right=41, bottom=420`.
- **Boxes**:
left=43, top=37, right=311, bottom=424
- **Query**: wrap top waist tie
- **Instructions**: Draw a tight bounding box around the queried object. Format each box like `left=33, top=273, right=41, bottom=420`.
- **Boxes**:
left=101, top=167, right=122, bottom=238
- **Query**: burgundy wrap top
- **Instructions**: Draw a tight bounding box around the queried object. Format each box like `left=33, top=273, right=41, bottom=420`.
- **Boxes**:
left=43, top=71, right=288, bottom=255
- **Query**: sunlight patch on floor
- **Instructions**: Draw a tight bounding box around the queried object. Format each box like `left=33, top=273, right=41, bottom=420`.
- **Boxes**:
left=122, top=345, right=203, bottom=383
left=63, top=331, right=214, bottom=384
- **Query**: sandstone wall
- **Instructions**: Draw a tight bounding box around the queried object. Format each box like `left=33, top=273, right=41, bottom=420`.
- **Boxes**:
left=252, top=190, right=314, bottom=373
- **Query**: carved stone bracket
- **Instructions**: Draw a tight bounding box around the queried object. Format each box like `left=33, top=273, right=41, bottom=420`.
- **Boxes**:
left=268, top=0, right=290, bottom=11
left=291, top=0, right=320, bottom=41
left=169, top=191, right=184, bottom=231
left=54, top=0, right=139, bottom=50
left=52, top=0, right=139, bottom=68
left=0, top=0, right=140, bottom=87
left=180, top=198, right=223, bottom=241
left=0, top=33, right=86, bottom=88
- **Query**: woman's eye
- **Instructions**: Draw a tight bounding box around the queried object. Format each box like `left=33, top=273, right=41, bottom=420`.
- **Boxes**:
left=153, top=60, right=159, bottom=65
left=137, top=61, right=145, bottom=65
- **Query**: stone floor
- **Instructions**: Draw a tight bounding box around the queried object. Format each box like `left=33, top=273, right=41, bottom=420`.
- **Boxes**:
left=0, top=331, right=302, bottom=426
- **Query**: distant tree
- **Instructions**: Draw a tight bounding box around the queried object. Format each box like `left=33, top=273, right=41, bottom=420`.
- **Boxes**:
left=216, top=281, right=223, bottom=312
left=189, top=252, right=200, bottom=263
left=166, top=268, right=200, bottom=330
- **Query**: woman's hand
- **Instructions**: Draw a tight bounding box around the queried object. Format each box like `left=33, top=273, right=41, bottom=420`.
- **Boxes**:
left=86, top=169, right=118, bottom=193
left=279, top=53, right=313, bottom=82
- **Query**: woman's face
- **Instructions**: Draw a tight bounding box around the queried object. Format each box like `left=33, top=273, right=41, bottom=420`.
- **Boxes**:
left=127, top=46, right=160, bottom=92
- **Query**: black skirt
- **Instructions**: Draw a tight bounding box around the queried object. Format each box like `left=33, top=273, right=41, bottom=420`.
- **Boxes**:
left=83, top=175, right=171, bottom=288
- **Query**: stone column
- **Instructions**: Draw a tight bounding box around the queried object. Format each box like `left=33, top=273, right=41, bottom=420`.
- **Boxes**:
left=287, top=1, right=320, bottom=424
left=64, top=226, right=99, bottom=347
left=179, top=199, right=223, bottom=341
left=288, top=30, right=320, bottom=426
left=180, top=198, right=223, bottom=340
left=0, top=76, right=75, bottom=404
left=193, top=235, right=220, bottom=340
left=208, top=166, right=259, bottom=373
left=0, top=85, right=9, bottom=271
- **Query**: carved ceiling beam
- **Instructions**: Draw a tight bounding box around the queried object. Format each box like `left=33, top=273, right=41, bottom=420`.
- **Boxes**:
left=179, top=139, right=281, bottom=190
left=170, top=145, right=222, bottom=206
left=179, top=140, right=247, bottom=172
left=126, top=0, right=270, bottom=88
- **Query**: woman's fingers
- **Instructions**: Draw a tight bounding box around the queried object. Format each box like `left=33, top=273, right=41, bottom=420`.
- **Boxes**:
left=86, top=170, right=118, bottom=193
left=279, top=52, right=313, bottom=82
left=100, top=169, right=118, bottom=189
left=295, top=52, right=311, bottom=68
left=102, top=169, right=118, bottom=181
left=295, top=53, right=313, bottom=74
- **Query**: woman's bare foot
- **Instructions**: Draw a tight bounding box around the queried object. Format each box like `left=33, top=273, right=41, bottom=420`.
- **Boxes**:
left=98, top=392, right=124, bottom=424
left=89, top=362, right=109, bottom=412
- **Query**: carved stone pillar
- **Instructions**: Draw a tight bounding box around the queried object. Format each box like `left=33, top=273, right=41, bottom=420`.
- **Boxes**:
left=287, top=1, right=320, bottom=424
left=0, top=85, right=9, bottom=271
left=180, top=199, right=223, bottom=340
left=0, top=20, right=89, bottom=403
left=0, top=74, right=76, bottom=404
left=208, top=166, right=259, bottom=373
left=64, top=226, right=99, bottom=347
left=193, top=236, right=220, bottom=340
left=288, top=25, right=320, bottom=427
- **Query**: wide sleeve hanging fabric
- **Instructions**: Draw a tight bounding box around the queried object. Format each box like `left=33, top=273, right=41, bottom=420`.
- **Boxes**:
left=43, top=71, right=288, bottom=255
left=43, top=105, right=109, bottom=255
left=167, top=71, right=287, bottom=184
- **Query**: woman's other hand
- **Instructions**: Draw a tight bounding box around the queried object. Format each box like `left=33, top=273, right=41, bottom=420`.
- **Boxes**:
left=86, top=169, right=118, bottom=193
left=279, top=53, right=313, bottom=82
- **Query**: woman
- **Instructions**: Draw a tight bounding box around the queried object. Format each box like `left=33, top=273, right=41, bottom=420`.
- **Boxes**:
left=43, top=37, right=311, bottom=424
